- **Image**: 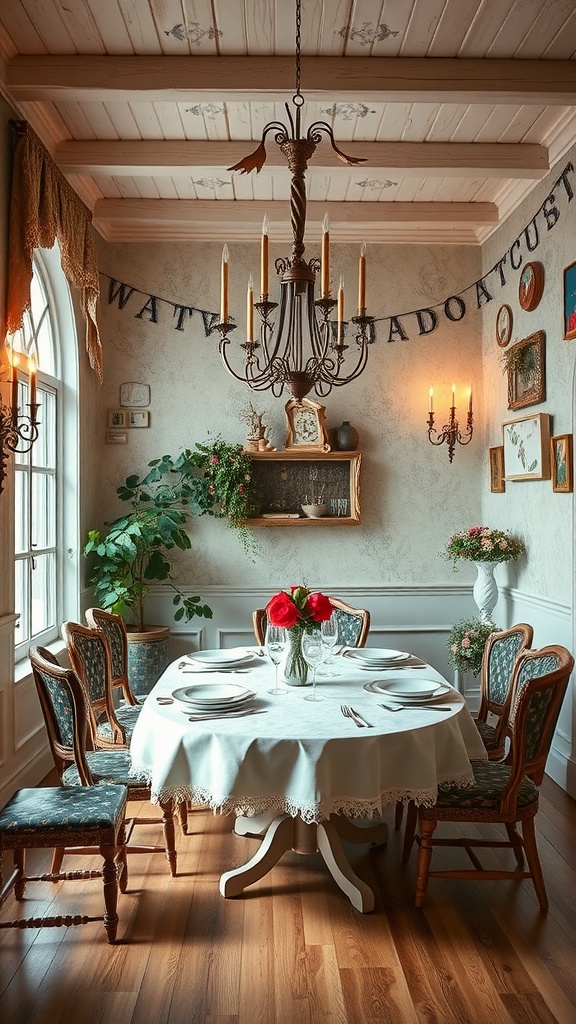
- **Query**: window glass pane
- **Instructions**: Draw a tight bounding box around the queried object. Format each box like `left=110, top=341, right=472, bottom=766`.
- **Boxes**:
left=32, top=472, right=55, bottom=548
left=36, top=312, right=55, bottom=375
left=14, top=469, right=28, bottom=553
left=32, top=388, right=56, bottom=469
left=14, top=559, right=29, bottom=645
left=31, top=552, right=56, bottom=636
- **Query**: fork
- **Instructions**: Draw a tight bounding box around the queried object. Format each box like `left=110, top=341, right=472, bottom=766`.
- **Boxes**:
left=341, top=704, right=373, bottom=728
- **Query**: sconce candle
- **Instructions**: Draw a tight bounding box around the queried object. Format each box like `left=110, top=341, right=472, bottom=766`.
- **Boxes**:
left=28, top=355, right=37, bottom=408
left=468, top=387, right=473, bottom=414
left=10, top=349, right=19, bottom=417
left=451, top=383, right=456, bottom=408
left=247, top=274, right=254, bottom=343
left=428, top=387, right=434, bottom=414
left=220, top=244, right=229, bottom=324
left=427, top=384, right=473, bottom=463
left=260, top=215, right=269, bottom=296
left=358, top=240, right=366, bottom=314
left=337, top=275, right=345, bottom=346
left=321, top=214, right=330, bottom=298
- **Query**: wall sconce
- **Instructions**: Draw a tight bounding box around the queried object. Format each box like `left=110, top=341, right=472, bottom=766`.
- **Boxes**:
left=0, top=346, right=40, bottom=495
left=427, top=385, right=473, bottom=463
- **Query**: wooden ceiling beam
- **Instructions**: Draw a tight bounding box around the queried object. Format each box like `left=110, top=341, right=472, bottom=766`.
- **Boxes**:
left=92, top=198, right=498, bottom=242
left=6, top=55, right=576, bottom=105
left=55, top=139, right=549, bottom=179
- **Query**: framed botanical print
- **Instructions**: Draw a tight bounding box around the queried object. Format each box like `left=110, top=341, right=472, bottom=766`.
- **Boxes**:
left=551, top=434, right=573, bottom=493
left=518, top=262, right=544, bottom=311
left=489, top=446, right=505, bottom=492
left=506, top=331, right=545, bottom=411
left=562, top=260, right=576, bottom=340
left=502, top=412, right=550, bottom=481
left=496, top=304, right=513, bottom=347
left=284, top=398, right=331, bottom=452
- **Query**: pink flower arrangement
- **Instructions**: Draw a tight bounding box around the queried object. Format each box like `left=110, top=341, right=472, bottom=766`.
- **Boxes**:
left=444, top=526, right=524, bottom=569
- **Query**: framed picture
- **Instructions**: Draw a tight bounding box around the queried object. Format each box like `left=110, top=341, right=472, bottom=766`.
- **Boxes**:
left=506, top=330, right=545, bottom=411
left=562, top=260, right=576, bottom=341
left=502, top=412, right=550, bottom=481
left=496, top=304, right=513, bottom=347
left=105, top=430, right=128, bottom=444
left=518, top=261, right=544, bottom=312
left=127, top=410, right=150, bottom=428
left=120, top=382, right=151, bottom=407
left=551, top=434, right=573, bottom=493
left=489, top=446, right=505, bottom=492
left=284, top=398, right=330, bottom=452
left=107, top=409, right=127, bottom=428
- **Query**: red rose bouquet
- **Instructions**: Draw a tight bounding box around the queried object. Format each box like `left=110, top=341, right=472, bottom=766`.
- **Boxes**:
left=265, top=586, right=333, bottom=685
left=266, top=586, right=332, bottom=632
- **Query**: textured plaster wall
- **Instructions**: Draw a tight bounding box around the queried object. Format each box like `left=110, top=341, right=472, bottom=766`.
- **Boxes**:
left=481, top=144, right=576, bottom=606
left=92, top=236, right=484, bottom=591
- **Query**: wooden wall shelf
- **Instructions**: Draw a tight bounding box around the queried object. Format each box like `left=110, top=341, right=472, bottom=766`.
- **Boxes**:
left=245, top=450, right=361, bottom=526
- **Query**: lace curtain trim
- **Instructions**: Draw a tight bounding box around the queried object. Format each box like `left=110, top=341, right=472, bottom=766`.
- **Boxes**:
left=6, top=122, right=103, bottom=380
left=129, top=765, right=476, bottom=824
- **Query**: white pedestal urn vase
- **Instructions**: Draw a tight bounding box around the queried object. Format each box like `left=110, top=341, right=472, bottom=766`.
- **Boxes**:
left=472, top=561, right=498, bottom=622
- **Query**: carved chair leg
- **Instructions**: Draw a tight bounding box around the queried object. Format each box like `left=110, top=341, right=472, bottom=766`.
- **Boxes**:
left=51, top=846, right=65, bottom=878
left=402, top=801, right=418, bottom=863
left=100, top=845, right=120, bottom=943
left=505, top=822, right=525, bottom=867
left=177, top=800, right=188, bottom=835
left=160, top=800, right=177, bottom=876
left=521, top=815, right=548, bottom=912
left=14, top=848, right=26, bottom=900
left=415, top=817, right=437, bottom=907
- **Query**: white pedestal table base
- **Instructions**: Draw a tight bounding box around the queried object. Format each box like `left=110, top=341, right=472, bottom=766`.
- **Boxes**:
left=219, top=812, right=389, bottom=913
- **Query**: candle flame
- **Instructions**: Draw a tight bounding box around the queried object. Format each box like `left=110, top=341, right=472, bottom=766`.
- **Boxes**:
left=262, top=214, right=269, bottom=236
left=322, top=213, right=330, bottom=233
left=222, top=244, right=229, bottom=263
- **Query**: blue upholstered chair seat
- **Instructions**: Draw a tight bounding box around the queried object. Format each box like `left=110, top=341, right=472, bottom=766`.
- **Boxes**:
left=63, top=750, right=136, bottom=787
left=436, top=760, right=539, bottom=810
left=0, top=785, right=127, bottom=835
left=474, top=719, right=499, bottom=749
left=96, top=703, right=141, bottom=743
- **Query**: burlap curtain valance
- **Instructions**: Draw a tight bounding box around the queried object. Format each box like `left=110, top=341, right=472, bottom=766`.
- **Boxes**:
left=6, top=122, right=103, bottom=380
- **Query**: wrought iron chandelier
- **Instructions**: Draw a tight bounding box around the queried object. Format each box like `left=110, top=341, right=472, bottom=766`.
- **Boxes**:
left=215, top=0, right=376, bottom=401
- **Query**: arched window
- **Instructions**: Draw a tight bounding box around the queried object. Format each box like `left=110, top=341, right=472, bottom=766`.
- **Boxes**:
left=12, top=248, right=80, bottom=661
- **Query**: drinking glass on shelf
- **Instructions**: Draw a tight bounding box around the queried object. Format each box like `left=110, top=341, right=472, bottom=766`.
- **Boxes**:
left=265, top=623, right=288, bottom=695
left=320, top=613, right=339, bottom=665
left=301, top=631, right=325, bottom=702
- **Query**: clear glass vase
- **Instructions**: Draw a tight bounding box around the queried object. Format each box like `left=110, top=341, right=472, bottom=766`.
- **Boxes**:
left=281, top=628, right=310, bottom=686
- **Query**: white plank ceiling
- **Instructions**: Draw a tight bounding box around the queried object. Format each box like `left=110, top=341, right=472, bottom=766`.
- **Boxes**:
left=0, top=0, right=575, bottom=244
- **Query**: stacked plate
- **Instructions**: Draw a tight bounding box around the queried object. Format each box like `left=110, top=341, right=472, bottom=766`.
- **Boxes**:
left=343, top=647, right=411, bottom=670
left=363, top=678, right=451, bottom=703
left=182, top=648, right=254, bottom=670
left=171, top=681, right=256, bottom=713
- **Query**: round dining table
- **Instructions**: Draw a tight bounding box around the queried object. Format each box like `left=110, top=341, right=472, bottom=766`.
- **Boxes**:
left=129, top=648, right=487, bottom=912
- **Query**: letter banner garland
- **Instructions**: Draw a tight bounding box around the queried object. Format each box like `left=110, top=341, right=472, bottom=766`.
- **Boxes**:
left=101, top=162, right=573, bottom=346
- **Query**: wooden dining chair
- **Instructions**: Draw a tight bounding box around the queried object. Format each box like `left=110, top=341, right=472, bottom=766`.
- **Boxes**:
left=402, top=644, right=574, bottom=910
left=475, top=622, right=533, bottom=760
left=63, top=620, right=141, bottom=748
left=0, top=783, right=127, bottom=944
left=253, top=597, right=370, bottom=648
left=30, top=646, right=177, bottom=877
left=85, top=607, right=141, bottom=707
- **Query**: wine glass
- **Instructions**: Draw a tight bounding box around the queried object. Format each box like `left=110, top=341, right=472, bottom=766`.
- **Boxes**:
left=301, top=631, right=325, bottom=702
left=320, top=613, right=339, bottom=665
left=265, top=623, right=288, bottom=695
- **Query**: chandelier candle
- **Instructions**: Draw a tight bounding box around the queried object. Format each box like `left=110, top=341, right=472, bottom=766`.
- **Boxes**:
left=247, top=274, right=254, bottom=343
left=338, top=276, right=345, bottom=346
left=220, top=244, right=229, bottom=325
left=10, top=348, right=19, bottom=417
left=321, top=214, right=330, bottom=299
left=358, top=241, right=366, bottom=314
left=28, top=355, right=37, bottom=407
left=261, top=215, right=269, bottom=296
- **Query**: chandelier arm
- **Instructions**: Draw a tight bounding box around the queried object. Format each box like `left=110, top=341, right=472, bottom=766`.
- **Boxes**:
left=306, top=121, right=367, bottom=166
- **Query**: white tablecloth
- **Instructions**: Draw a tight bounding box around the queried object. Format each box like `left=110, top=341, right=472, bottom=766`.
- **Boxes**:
left=129, top=651, right=487, bottom=823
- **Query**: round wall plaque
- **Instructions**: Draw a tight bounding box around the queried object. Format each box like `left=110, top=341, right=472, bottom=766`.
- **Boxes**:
left=518, top=262, right=544, bottom=312
left=496, top=304, right=513, bottom=347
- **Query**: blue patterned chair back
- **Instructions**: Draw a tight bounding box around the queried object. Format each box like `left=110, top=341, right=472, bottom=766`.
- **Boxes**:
left=486, top=626, right=532, bottom=708
left=506, top=645, right=573, bottom=786
left=30, top=646, right=94, bottom=784
left=63, top=621, right=125, bottom=747
left=86, top=608, right=136, bottom=705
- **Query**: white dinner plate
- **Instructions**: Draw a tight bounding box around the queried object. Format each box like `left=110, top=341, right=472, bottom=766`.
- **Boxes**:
left=363, top=679, right=451, bottom=702
left=184, top=648, right=253, bottom=668
left=179, top=695, right=256, bottom=714
left=343, top=648, right=410, bottom=663
left=172, top=683, right=254, bottom=704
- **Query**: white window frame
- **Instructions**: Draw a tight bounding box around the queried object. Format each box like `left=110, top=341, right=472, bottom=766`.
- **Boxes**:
left=14, top=247, right=80, bottom=666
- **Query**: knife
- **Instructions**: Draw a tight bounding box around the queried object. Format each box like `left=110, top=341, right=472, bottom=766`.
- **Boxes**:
left=181, top=708, right=266, bottom=722
left=349, top=706, right=373, bottom=728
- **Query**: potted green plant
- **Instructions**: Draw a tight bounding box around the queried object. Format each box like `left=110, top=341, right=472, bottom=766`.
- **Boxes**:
left=84, top=454, right=213, bottom=693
